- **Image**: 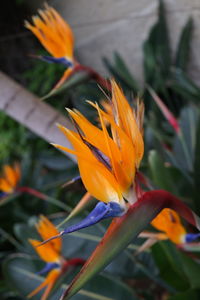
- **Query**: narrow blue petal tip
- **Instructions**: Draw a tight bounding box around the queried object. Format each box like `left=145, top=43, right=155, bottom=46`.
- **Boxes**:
left=185, top=233, right=200, bottom=243
left=41, top=55, right=73, bottom=67
left=36, top=262, right=60, bottom=275
left=62, top=201, right=125, bottom=235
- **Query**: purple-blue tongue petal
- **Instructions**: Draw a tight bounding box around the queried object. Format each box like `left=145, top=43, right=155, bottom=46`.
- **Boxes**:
left=36, top=262, right=60, bottom=275
left=37, top=202, right=126, bottom=247
left=39, top=55, right=73, bottom=67
left=61, top=201, right=125, bottom=235
left=185, top=233, right=200, bottom=243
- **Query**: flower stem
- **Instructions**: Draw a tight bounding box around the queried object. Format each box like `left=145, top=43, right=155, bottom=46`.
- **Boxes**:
left=17, top=186, right=71, bottom=211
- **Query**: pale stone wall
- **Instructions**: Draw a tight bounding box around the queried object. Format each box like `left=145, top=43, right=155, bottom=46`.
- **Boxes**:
left=33, top=0, right=200, bottom=85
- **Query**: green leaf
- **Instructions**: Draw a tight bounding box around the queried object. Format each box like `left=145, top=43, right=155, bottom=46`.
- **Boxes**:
left=103, top=53, right=139, bottom=92
left=152, top=241, right=200, bottom=292
left=143, top=0, right=171, bottom=90
left=152, top=242, right=189, bottom=291
left=168, top=289, right=200, bottom=300
left=175, top=18, right=193, bottom=71
left=179, top=251, right=200, bottom=289
left=170, top=68, right=200, bottom=101
left=193, top=118, right=200, bottom=214
left=42, top=71, right=91, bottom=100
left=165, top=105, right=199, bottom=179
left=148, top=150, right=178, bottom=193
left=0, top=192, right=20, bottom=207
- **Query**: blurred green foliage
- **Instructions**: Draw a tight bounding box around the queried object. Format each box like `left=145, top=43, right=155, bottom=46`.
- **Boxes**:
left=0, top=112, right=27, bottom=161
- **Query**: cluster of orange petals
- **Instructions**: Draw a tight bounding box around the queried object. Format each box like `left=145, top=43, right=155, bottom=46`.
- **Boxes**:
left=151, top=208, right=187, bottom=244
left=54, top=80, right=144, bottom=206
left=25, top=4, right=74, bottom=61
left=0, top=163, right=20, bottom=194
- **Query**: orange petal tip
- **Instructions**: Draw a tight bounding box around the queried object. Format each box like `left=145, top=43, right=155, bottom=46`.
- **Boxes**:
left=65, top=108, right=72, bottom=113
left=50, top=143, right=59, bottom=148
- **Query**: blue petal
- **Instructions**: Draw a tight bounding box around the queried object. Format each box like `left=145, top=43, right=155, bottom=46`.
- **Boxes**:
left=40, top=56, right=73, bottom=67
left=38, top=202, right=126, bottom=246
left=102, top=202, right=126, bottom=219
left=36, top=262, right=60, bottom=275
left=185, top=233, right=200, bottom=243
left=0, top=192, right=8, bottom=198
left=61, top=201, right=125, bottom=235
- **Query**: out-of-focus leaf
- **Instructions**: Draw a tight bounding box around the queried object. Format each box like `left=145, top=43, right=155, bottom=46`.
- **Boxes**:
left=3, top=254, right=137, bottom=300
left=114, top=53, right=139, bottom=89
left=148, top=150, right=178, bottom=194
left=37, top=153, right=75, bottom=171
left=0, top=227, right=24, bottom=252
left=179, top=251, right=200, bottom=289
left=193, top=119, right=200, bottom=214
left=152, top=242, right=189, bottom=291
left=165, top=105, right=199, bottom=176
left=103, top=53, right=139, bottom=92
left=0, top=192, right=20, bottom=207
left=175, top=18, right=193, bottom=71
left=168, top=289, right=199, bottom=300
left=143, top=0, right=171, bottom=93
left=42, top=71, right=91, bottom=100
left=152, top=241, right=200, bottom=292
left=170, top=68, right=200, bottom=101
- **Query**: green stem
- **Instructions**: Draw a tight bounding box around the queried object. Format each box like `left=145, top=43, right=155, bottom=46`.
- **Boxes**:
left=17, top=187, right=71, bottom=212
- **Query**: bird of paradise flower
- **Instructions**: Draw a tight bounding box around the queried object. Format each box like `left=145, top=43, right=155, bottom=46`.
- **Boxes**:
left=0, top=163, right=20, bottom=198
left=28, top=216, right=84, bottom=300
left=136, top=208, right=200, bottom=255
left=36, top=80, right=200, bottom=300
left=25, top=4, right=110, bottom=94
left=38, top=80, right=144, bottom=246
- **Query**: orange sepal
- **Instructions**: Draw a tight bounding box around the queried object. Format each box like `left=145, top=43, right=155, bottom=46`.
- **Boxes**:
left=25, top=5, right=74, bottom=60
left=88, top=101, right=136, bottom=191
left=57, top=123, right=123, bottom=203
left=0, top=178, right=13, bottom=193
left=3, top=165, right=19, bottom=188
left=27, top=268, right=60, bottom=300
left=151, top=208, right=187, bottom=244
left=0, top=163, right=20, bottom=193
left=29, top=239, right=60, bottom=263
left=36, top=216, right=62, bottom=254
left=111, top=80, right=144, bottom=167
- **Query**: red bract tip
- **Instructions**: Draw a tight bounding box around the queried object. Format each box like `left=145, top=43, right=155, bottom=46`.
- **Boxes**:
left=148, top=86, right=180, bottom=134
left=68, top=258, right=86, bottom=266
